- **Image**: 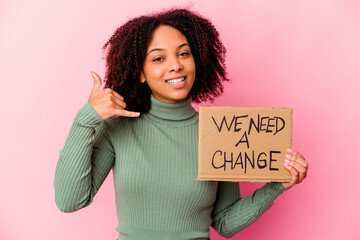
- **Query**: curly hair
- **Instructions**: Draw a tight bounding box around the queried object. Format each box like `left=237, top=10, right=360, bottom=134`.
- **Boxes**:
left=102, top=8, right=229, bottom=113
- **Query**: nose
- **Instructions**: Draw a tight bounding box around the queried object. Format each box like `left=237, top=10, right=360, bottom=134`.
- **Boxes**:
left=169, top=57, right=183, bottom=72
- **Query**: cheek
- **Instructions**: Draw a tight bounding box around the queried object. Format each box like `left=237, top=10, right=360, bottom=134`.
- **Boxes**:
left=187, top=61, right=196, bottom=78
left=144, top=64, right=166, bottom=80
left=188, top=58, right=196, bottom=73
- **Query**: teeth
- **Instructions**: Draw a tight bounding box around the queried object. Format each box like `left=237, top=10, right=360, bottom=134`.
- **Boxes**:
left=166, top=77, right=185, bottom=84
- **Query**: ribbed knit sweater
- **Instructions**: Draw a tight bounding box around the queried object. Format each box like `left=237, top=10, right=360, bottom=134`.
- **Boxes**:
left=54, top=95, right=287, bottom=239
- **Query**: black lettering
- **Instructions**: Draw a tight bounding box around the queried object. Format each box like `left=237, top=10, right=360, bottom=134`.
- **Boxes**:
left=260, top=117, right=269, bottom=132
left=212, top=150, right=282, bottom=173
left=269, top=151, right=280, bottom=171
left=223, top=152, right=233, bottom=171
left=234, top=115, right=248, bottom=132
left=266, top=118, right=275, bottom=133
left=235, top=131, right=250, bottom=148
left=274, top=117, right=285, bottom=135
left=212, top=115, right=235, bottom=132
left=234, top=152, right=244, bottom=170
left=248, top=114, right=260, bottom=135
left=212, top=150, right=224, bottom=169
left=257, top=152, right=267, bottom=169
left=244, top=151, right=255, bottom=174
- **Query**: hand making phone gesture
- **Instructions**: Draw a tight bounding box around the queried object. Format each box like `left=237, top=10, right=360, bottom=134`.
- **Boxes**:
left=88, top=71, right=140, bottom=120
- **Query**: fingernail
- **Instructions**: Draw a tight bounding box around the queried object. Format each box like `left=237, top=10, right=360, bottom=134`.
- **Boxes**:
left=285, top=159, right=290, bottom=163
left=286, top=154, right=291, bottom=159
left=287, top=149, right=293, bottom=153
left=284, top=163, right=290, bottom=168
left=135, top=112, right=140, bottom=116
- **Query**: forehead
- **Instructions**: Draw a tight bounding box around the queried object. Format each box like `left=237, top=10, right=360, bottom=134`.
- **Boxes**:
left=147, top=25, right=189, bottom=49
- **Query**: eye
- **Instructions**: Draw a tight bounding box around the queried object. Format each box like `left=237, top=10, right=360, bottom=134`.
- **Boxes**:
left=179, top=52, right=190, bottom=57
left=152, top=57, right=164, bottom=62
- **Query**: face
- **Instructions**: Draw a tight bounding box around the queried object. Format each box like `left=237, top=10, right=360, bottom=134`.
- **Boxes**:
left=140, top=25, right=196, bottom=104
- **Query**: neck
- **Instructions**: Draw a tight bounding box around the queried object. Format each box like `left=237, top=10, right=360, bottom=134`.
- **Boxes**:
left=144, top=95, right=197, bottom=125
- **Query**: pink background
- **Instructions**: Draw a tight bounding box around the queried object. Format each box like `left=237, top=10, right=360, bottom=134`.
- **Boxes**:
left=1, top=0, right=359, bottom=239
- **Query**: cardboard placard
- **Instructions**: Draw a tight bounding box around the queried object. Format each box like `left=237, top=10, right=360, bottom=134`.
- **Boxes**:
left=197, top=107, right=293, bottom=182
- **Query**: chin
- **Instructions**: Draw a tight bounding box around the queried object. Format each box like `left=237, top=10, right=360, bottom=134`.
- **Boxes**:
left=172, top=92, right=191, bottom=102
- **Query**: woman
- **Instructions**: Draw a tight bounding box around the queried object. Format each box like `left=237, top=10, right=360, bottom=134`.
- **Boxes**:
left=54, top=8, right=308, bottom=239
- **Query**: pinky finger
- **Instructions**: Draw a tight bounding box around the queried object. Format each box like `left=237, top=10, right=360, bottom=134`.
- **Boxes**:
left=117, top=109, right=141, bottom=118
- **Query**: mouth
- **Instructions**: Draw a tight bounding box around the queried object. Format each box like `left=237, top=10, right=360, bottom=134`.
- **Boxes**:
left=165, top=76, right=187, bottom=84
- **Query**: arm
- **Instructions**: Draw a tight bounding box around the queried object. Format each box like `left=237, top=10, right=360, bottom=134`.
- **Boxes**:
left=54, top=71, right=140, bottom=213
left=54, top=102, right=115, bottom=212
left=211, top=182, right=287, bottom=238
left=211, top=148, right=308, bottom=238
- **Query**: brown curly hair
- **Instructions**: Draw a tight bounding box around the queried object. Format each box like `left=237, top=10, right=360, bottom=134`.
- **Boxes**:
left=102, top=8, right=229, bottom=113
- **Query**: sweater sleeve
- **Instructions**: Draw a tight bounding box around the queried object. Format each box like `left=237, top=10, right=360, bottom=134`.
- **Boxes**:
left=211, top=182, right=287, bottom=238
left=54, top=102, right=115, bottom=213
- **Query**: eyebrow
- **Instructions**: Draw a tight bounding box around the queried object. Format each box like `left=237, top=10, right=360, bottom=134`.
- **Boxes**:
left=147, top=43, right=189, bottom=56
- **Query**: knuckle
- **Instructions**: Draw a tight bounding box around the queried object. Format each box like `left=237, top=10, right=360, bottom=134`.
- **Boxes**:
left=107, top=104, right=116, bottom=111
left=106, top=106, right=112, bottom=112
left=110, top=103, right=117, bottom=109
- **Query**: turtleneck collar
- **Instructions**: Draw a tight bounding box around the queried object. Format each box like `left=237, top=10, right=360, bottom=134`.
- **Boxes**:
left=144, top=95, right=198, bottom=126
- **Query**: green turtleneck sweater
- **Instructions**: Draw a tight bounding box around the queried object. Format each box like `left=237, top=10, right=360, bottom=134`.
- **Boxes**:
left=54, top=95, right=287, bottom=239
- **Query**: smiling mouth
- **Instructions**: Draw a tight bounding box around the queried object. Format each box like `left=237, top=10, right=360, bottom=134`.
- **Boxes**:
left=165, top=76, right=187, bottom=84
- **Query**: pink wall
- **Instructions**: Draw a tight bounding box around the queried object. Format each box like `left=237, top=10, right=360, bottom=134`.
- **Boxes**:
left=1, top=0, right=359, bottom=239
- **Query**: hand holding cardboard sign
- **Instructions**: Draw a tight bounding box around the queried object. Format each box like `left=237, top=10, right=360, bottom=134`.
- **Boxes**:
left=88, top=71, right=140, bottom=120
left=282, top=149, right=308, bottom=189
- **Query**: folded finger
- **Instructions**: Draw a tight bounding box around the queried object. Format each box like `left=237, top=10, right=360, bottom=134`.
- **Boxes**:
left=111, top=96, right=126, bottom=109
left=289, top=160, right=307, bottom=182
left=287, top=149, right=308, bottom=168
left=293, top=149, right=305, bottom=160
left=287, top=155, right=308, bottom=169
left=285, top=159, right=306, bottom=173
left=284, top=164, right=299, bottom=184
left=111, top=90, right=124, bottom=101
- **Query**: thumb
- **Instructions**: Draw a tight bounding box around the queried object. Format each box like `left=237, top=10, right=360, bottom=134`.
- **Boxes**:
left=90, top=71, right=102, bottom=91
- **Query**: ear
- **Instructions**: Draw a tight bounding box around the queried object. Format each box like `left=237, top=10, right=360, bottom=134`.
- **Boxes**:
left=140, top=72, right=146, bottom=83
